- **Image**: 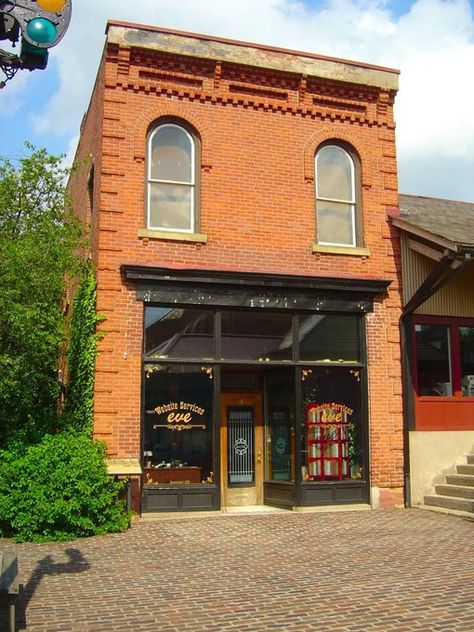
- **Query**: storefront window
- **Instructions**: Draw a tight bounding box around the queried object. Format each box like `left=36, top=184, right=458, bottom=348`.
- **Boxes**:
left=460, top=327, right=474, bottom=397
left=264, top=369, right=295, bottom=482
left=143, top=364, right=214, bottom=485
left=301, top=367, right=364, bottom=481
left=144, top=306, right=214, bottom=359
left=415, top=324, right=452, bottom=396
left=299, top=314, right=360, bottom=362
left=221, top=310, right=293, bottom=361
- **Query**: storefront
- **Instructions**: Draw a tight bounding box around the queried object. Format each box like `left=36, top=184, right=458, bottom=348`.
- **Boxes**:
left=124, top=266, right=390, bottom=512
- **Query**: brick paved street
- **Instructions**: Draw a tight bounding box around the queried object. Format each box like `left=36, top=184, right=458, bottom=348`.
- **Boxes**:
left=1, top=508, right=474, bottom=631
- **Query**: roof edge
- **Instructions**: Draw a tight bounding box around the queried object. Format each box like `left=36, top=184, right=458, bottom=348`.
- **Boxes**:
left=391, top=216, right=460, bottom=252
left=105, top=21, right=399, bottom=90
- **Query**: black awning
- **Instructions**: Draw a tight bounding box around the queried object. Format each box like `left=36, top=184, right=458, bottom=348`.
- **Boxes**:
left=122, top=265, right=391, bottom=313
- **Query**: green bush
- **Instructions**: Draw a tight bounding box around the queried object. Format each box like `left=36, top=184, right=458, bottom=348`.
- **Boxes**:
left=0, top=432, right=130, bottom=542
left=66, top=269, right=103, bottom=435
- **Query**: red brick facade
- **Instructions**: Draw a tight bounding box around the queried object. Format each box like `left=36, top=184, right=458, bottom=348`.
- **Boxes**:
left=69, top=22, right=404, bottom=509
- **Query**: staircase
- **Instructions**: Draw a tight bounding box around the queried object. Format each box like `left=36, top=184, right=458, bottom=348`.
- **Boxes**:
left=424, top=454, right=474, bottom=516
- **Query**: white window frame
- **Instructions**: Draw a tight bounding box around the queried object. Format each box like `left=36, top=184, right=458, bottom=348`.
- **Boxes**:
left=147, top=123, right=196, bottom=233
left=315, top=145, right=357, bottom=248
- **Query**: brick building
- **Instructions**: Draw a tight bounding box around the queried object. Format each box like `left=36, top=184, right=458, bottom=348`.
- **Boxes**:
left=69, top=22, right=404, bottom=513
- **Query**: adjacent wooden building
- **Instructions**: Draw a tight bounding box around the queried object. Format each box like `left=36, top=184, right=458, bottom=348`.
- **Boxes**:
left=394, top=195, right=474, bottom=511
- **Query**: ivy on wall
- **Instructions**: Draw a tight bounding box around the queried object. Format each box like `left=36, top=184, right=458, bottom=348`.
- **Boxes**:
left=66, top=268, right=103, bottom=435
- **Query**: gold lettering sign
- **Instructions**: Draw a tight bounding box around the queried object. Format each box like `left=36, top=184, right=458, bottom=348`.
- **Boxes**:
left=152, top=401, right=207, bottom=431
left=307, top=403, right=353, bottom=426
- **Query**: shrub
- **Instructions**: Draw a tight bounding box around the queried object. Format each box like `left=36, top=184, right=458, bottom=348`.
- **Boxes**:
left=0, top=432, right=130, bottom=542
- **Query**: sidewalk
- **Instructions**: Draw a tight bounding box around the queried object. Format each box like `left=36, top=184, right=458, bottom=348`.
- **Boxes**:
left=2, top=508, right=474, bottom=631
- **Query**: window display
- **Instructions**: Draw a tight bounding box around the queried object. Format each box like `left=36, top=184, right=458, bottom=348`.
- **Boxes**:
left=306, top=403, right=352, bottom=479
left=301, top=367, right=363, bottom=481
left=143, top=364, right=214, bottom=485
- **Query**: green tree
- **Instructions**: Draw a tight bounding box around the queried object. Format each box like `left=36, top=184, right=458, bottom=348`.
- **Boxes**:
left=0, top=145, right=83, bottom=447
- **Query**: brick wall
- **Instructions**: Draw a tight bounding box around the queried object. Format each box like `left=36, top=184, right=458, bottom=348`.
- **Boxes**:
left=69, top=31, right=404, bottom=501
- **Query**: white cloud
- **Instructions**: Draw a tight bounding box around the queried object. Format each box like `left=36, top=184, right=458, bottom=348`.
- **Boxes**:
left=21, top=0, right=474, bottom=200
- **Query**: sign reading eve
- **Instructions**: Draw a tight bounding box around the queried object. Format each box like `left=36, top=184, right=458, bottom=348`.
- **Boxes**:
left=151, top=401, right=206, bottom=431
left=307, top=403, right=353, bottom=425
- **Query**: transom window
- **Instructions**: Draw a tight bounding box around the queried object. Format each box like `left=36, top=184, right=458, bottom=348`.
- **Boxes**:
left=144, top=306, right=361, bottom=363
left=147, top=123, right=196, bottom=232
left=315, top=144, right=357, bottom=247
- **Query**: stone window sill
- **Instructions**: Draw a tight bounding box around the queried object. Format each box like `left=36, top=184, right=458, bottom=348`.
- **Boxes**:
left=312, top=243, right=370, bottom=257
left=138, top=228, right=207, bottom=243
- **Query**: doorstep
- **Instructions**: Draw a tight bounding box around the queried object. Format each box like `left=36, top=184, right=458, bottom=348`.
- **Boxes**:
left=139, top=503, right=372, bottom=521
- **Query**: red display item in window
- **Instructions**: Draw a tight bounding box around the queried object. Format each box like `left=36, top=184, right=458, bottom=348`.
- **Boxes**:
left=306, top=402, right=353, bottom=481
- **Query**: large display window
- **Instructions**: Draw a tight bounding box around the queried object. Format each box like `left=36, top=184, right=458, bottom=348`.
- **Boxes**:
left=142, top=305, right=368, bottom=508
left=143, top=364, right=214, bottom=485
left=301, top=367, right=364, bottom=481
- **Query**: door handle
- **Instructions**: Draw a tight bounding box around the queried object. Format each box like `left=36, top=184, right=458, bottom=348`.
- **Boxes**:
left=257, top=451, right=262, bottom=463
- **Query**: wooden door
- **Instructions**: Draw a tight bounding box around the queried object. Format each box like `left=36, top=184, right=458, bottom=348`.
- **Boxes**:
left=221, top=392, right=264, bottom=507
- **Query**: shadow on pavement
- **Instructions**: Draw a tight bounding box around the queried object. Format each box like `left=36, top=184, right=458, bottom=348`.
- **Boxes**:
left=16, top=547, right=90, bottom=631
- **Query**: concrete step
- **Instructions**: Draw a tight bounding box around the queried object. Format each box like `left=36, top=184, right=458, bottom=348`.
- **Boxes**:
left=435, top=484, right=474, bottom=499
left=417, top=504, right=474, bottom=521
left=456, top=464, right=474, bottom=475
left=424, top=494, right=474, bottom=513
left=466, top=454, right=474, bottom=464
left=446, top=473, right=474, bottom=487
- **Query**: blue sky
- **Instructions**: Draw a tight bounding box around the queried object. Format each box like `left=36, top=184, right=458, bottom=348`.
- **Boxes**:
left=1, top=0, right=474, bottom=201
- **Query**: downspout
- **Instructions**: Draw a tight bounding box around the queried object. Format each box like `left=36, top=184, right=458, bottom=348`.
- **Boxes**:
left=400, top=251, right=471, bottom=508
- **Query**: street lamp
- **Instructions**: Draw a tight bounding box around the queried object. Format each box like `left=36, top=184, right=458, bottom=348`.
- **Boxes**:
left=0, top=0, right=72, bottom=87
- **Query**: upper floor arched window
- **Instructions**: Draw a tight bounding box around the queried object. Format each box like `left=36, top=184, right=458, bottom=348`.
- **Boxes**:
left=147, top=122, right=198, bottom=233
left=315, top=144, right=359, bottom=247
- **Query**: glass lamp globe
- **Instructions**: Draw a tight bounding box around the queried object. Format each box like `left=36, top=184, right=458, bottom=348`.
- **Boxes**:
left=37, top=0, right=66, bottom=10
left=26, top=18, right=57, bottom=44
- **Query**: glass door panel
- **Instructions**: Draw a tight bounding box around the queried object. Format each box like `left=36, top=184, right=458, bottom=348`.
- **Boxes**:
left=264, top=369, right=295, bottom=483
left=227, top=407, right=254, bottom=485
left=221, top=392, right=263, bottom=507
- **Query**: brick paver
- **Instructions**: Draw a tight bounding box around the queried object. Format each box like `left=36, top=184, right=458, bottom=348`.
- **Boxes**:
left=1, top=508, right=474, bottom=631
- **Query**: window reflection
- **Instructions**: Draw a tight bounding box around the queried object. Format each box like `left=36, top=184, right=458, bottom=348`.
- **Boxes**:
left=147, top=123, right=195, bottom=232
left=221, top=311, right=293, bottom=361
left=264, top=370, right=295, bottom=482
left=299, top=314, right=360, bottom=362
left=415, top=325, right=452, bottom=396
left=144, top=307, right=214, bottom=359
left=315, top=144, right=356, bottom=247
left=150, top=124, right=193, bottom=183
left=460, top=327, right=474, bottom=397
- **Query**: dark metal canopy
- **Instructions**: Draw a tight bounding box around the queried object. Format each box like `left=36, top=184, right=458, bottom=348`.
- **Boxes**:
left=122, top=265, right=391, bottom=313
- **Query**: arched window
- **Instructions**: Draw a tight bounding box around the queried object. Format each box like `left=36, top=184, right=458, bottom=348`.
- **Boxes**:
left=315, top=144, right=358, bottom=247
left=147, top=122, right=197, bottom=232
